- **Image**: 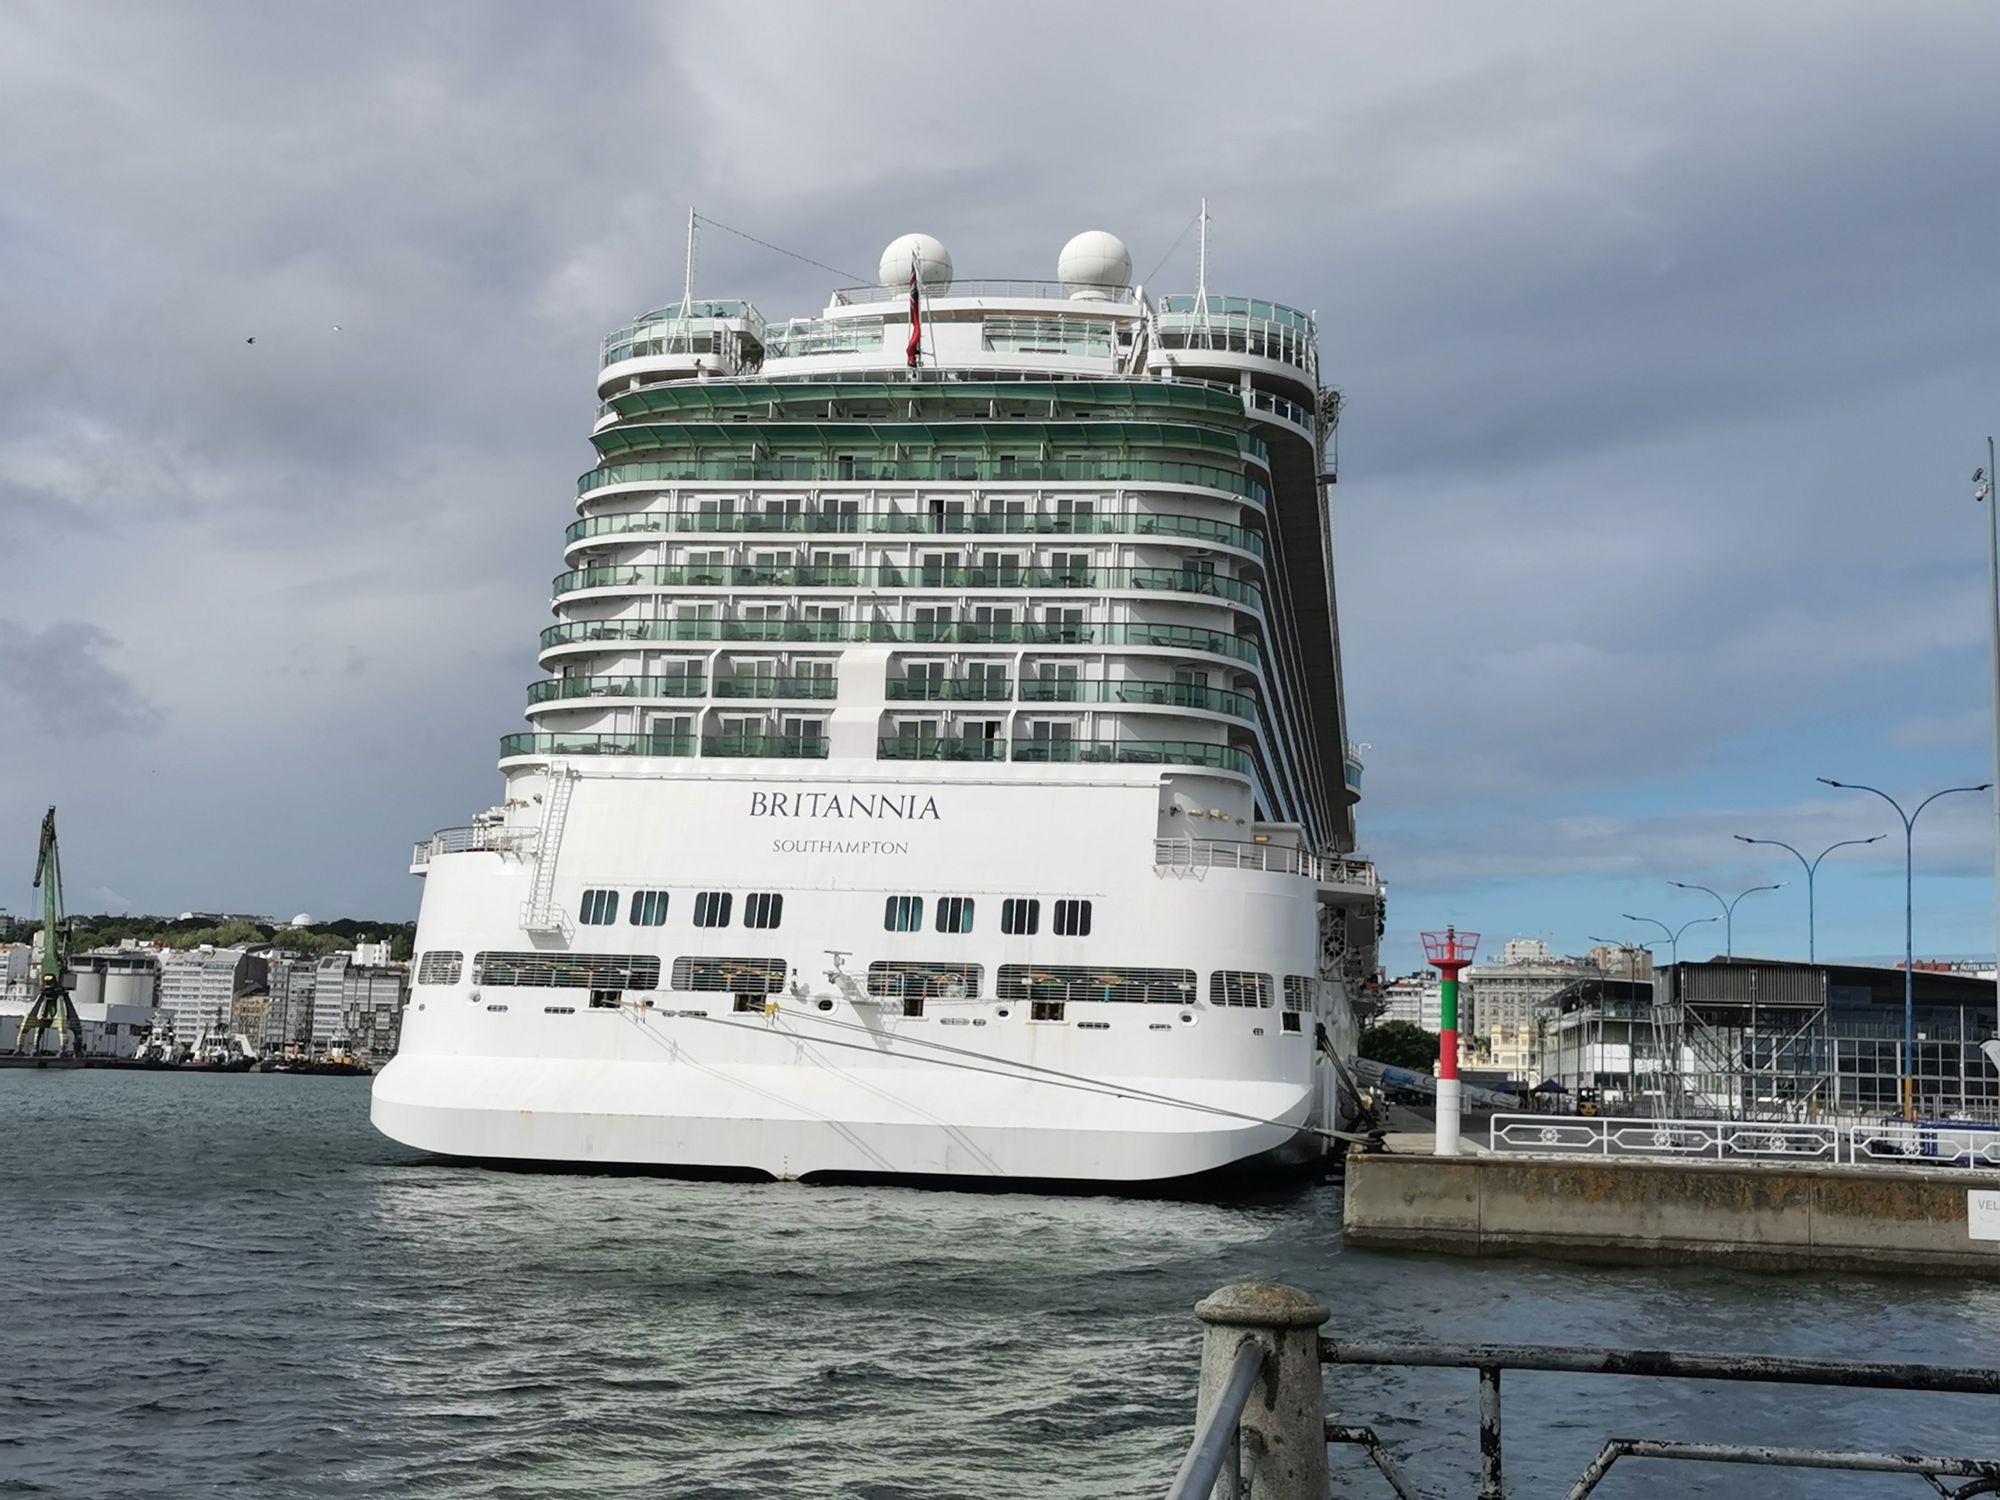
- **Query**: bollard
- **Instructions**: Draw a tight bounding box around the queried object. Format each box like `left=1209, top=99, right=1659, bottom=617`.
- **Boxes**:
left=1193, top=1283, right=1330, bottom=1500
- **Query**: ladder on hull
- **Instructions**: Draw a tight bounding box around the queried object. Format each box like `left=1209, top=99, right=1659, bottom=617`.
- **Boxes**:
left=519, top=763, right=577, bottom=938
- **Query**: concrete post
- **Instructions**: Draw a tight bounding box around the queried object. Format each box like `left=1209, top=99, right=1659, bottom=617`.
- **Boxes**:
left=1193, top=1283, right=1330, bottom=1500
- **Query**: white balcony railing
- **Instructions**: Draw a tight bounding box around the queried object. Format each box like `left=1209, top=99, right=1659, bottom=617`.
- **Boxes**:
left=1153, top=836, right=1376, bottom=890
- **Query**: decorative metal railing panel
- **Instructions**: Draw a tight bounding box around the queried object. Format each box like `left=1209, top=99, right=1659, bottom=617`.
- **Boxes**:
left=1488, top=1111, right=2000, bottom=1168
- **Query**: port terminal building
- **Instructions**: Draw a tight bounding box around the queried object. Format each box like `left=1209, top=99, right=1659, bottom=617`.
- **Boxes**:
left=1531, top=958, right=2000, bottom=1121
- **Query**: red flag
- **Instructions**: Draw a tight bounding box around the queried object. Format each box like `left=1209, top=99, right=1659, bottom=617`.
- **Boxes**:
left=906, top=265, right=922, bottom=368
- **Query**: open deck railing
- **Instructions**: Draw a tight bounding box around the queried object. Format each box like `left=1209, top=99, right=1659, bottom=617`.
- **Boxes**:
left=1166, top=1282, right=2000, bottom=1499
left=1153, top=837, right=1377, bottom=891
left=409, top=824, right=536, bottom=868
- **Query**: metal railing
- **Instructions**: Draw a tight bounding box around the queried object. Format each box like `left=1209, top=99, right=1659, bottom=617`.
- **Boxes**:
left=564, top=508, right=1266, bottom=556
left=578, top=457, right=1269, bottom=507
left=537, top=616, right=1266, bottom=667
left=550, top=562, right=1265, bottom=609
left=1152, top=837, right=1379, bottom=890
left=409, top=823, right=536, bottom=868
left=830, top=277, right=1144, bottom=306
left=1166, top=1281, right=2000, bottom=1500
left=1488, top=1111, right=2000, bottom=1168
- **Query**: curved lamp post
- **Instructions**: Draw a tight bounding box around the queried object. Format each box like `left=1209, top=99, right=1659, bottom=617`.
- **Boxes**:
left=1668, top=880, right=1786, bottom=961
left=1817, top=777, right=1993, bottom=1119
left=1621, top=912, right=1719, bottom=970
left=1732, top=833, right=1886, bottom=964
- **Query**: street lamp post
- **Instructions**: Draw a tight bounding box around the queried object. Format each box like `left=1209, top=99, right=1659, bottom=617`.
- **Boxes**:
left=1731, top=834, right=1887, bottom=964
left=1668, top=880, right=1786, bottom=960
left=1622, top=912, right=1720, bottom=969
left=1976, top=439, right=2000, bottom=1054
left=1817, top=777, right=1993, bottom=1119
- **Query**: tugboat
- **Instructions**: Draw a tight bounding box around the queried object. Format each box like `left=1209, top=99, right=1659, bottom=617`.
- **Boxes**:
left=184, top=1011, right=257, bottom=1072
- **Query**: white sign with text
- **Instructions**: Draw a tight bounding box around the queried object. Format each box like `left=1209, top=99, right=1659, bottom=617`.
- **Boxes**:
left=1970, top=1189, right=2000, bottom=1242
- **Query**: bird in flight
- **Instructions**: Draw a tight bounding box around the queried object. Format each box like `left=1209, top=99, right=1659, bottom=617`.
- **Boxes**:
left=245, top=336, right=256, bottom=345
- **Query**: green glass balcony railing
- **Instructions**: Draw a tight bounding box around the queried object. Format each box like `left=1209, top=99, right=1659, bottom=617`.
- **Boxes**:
left=701, top=733, right=828, bottom=759
left=496, top=730, right=1251, bottom=777
left=1011, top=739, right=1254, bottom=774
left=525, top=676, right=703, bottom=704
left=500, top=732, right=696, bottom=759
left=538, top=617, right=1266, bottom=667
left=599, top=377, right=1252, bottom=431
left=577, top=457, right=1268, bottom=508
left=1157, top=294, right=1315, bottom=334
left=563, top=509, right=1265, bottom=557
left=884, top=679, right=1014, bottom=702
left=1018, top=678, right=1257, bottom=720
left=876, top=737, right=1008, bottom=762
left=551, top=564, right=1263, bottom=610
left=710, top=676, right=838, bottom=699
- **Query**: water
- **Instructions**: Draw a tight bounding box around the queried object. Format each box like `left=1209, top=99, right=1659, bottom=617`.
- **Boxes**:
left=4, top=1074, right=1997, bottom=1499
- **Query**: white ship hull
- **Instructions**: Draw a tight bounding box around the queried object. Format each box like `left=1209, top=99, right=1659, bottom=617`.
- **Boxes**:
left=374, top=769, right=1373, bottom=1183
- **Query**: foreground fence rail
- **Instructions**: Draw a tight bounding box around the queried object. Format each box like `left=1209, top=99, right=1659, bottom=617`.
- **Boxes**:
left=1488, top=1111, right=2000, bottom=1169
left=1167, top=1282, right=2000, bottom=1499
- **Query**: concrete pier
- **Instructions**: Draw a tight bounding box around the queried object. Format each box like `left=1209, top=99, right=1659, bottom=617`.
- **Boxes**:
left=1343, top=1152, right=2000, bottom=1277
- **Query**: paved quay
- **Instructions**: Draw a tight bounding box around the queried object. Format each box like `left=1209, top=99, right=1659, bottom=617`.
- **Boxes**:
left=1344, top=1149, right=2000, bottom=1276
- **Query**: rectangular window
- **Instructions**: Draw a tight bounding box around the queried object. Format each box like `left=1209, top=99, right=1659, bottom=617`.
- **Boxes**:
left=1001, top=898, right=1040, bottom=936
left=1282, top=975, right=1314, bottom=1012
left=670, top=956, right=786, bottom=993
left=473, top=951, right=662, bottom=990
left=999, top=964, right=1195, bottom=1005
left=694, top=890, right=733, bottom=928
left=884, top=895, right=924, bottom=932
left=1053, top=898, right=1093, bottom=937
left=579, top=888, right=620, bottom=926
left=934, top=896, right=974, bottom=934
left=743, top=892, right=784, bottom=929
left=867, top=961, right=981, bottom=1000
left=629, top=890, right=669, bottom=927
left=1030, top=1000, right=1066, bottom=1022
left=417, top=950, right=464, bottom=985
left=1211, top=971, right=1274, bottom=1009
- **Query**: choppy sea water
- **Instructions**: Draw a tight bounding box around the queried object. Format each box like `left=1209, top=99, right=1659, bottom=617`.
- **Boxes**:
left=4, top=1072, right=1998, bottom=1499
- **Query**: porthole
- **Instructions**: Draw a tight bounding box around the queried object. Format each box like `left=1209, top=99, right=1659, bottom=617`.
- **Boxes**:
left=996, top=1007, right=1011, bottom=1019
left=817, top=998, right=833, bottom=1012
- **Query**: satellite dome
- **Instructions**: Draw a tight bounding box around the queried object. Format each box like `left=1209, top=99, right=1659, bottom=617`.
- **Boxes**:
left=1058, top=230, right=1132, bottom=298
left=290, top=913, right=313, bottom=927
left=878, top=233, right=953, bottom=290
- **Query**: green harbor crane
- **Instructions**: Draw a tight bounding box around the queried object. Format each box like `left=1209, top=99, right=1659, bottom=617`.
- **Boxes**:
left=12, top=807, right=84, bottom=1060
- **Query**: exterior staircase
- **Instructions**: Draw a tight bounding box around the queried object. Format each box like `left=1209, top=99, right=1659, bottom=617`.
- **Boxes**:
left=519, top=763, right=577, bottom=938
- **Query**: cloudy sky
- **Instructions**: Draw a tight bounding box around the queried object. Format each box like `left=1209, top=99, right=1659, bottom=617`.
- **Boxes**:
left=4, top=1, right=1999, bottom=972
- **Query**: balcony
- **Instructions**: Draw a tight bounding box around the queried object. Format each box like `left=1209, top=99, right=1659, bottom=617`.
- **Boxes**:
left=565, top=507, right=1266, bottom=558
left=876, top=736, right=1008, bottom=762
left=537, top=617, right=1267, bottom=667
left=577, top=457, right=1269, bottom=508
left=525, top=675, right=703, bottom=704
left=499, top=732, right=695, bottom=760
left=885, top=679, right=1013, bottom=702
left=549, top=563, right=1263, bottom=612
left=711, top=676, right=838, bottom=699
left=1011, top=739, right=1253, bottom=774
left=492, top=729, right=1253, bottom=777
left=1018, top=678, right=1257, bottom=719
left=701, top=733, right=829, bottom=759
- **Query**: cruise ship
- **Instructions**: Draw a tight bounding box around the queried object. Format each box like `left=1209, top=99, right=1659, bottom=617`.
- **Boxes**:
left=371, top=227, right=1382, bottom=1184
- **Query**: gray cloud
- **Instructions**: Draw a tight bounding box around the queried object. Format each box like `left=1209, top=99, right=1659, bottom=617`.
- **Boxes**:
left=1, top=0, right=1997, bottom=953
left=0, top=620, right=158, bottom=738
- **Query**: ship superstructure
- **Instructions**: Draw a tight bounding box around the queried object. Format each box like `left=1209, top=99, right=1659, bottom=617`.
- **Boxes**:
left=372, top=228, right=1382, bottom=1182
